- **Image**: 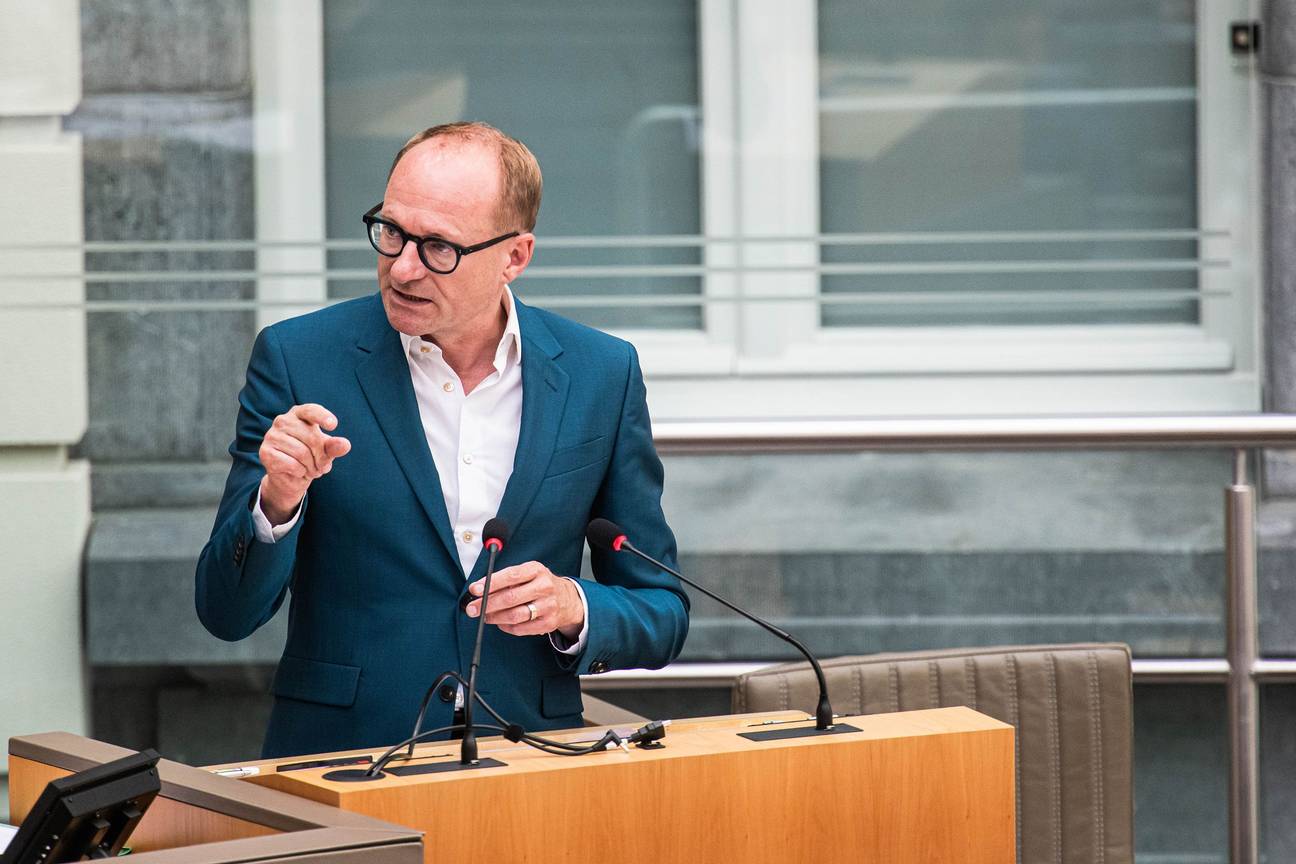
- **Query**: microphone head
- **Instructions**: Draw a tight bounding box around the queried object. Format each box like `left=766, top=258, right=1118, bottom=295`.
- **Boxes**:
left=586, top=518, right=627, bottom=552
left=482, top=517, right=511, bottom=551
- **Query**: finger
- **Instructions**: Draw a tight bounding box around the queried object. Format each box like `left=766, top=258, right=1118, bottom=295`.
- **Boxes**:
left=298, top=428, right=333, bottom=473
left=323, top=436, right=351, bottom=460
left=310, top=436, right=350, bottom=477
left=293, top=403, right=338, bottom=431
left=270, top=432, right=322, bottom=475
left=273, top=413, right=330, bottom=469
left=498, top=616, right=553, bottom=637
left=481, top=580, right=546, bottom=613
left=467, top=584, right=539, bottom=618
left=261, top=446, right=311, bottom=479
left=469, top=562, right=544, bottom=597
left=484, top=594, right=552, bottom=627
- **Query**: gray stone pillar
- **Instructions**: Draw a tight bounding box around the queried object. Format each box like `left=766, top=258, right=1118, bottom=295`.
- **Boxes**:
left=1263, top=1, right=1296, bottom=492
left=71, top=0, right=262, bottom=764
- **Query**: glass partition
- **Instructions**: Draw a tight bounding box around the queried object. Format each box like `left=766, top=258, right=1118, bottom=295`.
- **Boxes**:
left=322, top=0, right=703, bottom=331
left=818, top=0, right=1200, bottom=328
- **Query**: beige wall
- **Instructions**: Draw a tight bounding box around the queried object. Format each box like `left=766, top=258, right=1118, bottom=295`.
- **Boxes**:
left=0, top=0, right=89, bottom=762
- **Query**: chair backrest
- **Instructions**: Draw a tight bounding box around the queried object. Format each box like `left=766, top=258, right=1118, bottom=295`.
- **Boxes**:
left=733, top=644, right=1134, bottom=864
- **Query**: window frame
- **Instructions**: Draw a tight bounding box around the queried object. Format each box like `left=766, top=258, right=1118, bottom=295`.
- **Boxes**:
left=252, top=0, right=1261, bottom=419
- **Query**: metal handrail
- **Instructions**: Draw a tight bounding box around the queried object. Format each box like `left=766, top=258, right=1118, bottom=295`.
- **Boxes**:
left=653, top=414, right=1296, bottom=452
left=581, top=658, right=1296, bottom=688
left=644, top=414, right=1287, bottom=864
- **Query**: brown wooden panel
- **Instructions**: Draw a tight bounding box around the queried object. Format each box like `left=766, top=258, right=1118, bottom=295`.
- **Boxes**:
left=7, top=755, right=278, bottom=852
left=8, top=756, right=66, bottom=824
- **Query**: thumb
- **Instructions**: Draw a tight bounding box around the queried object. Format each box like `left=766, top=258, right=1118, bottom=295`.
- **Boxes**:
left=323, top=436, right=352, bottom=459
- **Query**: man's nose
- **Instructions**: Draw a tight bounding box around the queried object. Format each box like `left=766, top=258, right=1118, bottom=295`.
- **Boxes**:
left=390, top=240, right=426, bottom=281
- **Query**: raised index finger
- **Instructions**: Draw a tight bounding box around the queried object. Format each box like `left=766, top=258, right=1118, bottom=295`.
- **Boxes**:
left=293, top=403, right=338, bottom=431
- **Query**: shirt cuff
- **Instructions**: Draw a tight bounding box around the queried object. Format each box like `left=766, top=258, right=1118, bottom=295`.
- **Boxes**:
left=251, top=486, right=302, bottom=544
left=549, top=577, right=590, bottom=655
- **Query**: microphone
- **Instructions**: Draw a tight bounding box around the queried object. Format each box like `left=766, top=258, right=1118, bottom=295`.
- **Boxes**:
left=461, top=517, right=511, bottom=764
left=586, top=518, right=835, bottom=732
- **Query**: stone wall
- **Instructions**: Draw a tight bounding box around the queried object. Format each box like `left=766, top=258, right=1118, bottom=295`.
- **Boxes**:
left=74, top=0, right=265, bottom=767
left=1264, top=1, right=1296, bottom=492
left=71, top=0, right=255, bottom=487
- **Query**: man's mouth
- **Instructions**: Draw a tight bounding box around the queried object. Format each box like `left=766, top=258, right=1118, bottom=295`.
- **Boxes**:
left=392, top=287, right=432, bottom=305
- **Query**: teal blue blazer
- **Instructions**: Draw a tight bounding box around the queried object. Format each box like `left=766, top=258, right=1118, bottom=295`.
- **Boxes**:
left=195, top=294, right=689, bottom=758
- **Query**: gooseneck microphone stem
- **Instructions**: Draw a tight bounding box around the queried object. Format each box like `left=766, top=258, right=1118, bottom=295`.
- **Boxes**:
left=462, top=519, right=508, bottom=765
left=616, top=538, right=834, bottom=731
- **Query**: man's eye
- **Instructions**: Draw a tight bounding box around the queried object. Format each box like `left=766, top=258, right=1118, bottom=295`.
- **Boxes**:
left=381, top=225, right=402, bottom=240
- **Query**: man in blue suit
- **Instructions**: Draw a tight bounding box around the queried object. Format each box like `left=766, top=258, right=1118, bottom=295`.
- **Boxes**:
left=195, top=122, right=690, bottom=758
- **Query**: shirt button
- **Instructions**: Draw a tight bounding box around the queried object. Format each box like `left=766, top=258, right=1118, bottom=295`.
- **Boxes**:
left=462, top=453, right=473, bottom=464
left=462, top=530, right=474, bottom=542
left=420, top=346, right=430, bottom=354
left=442, top=381, right=454, bottom=392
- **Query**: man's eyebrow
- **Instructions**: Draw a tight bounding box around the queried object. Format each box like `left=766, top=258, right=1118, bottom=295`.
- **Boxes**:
left=381, top=210, right=464, bottom=244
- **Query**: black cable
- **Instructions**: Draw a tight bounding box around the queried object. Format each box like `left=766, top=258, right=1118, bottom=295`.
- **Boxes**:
left=374, top=721, right=625, bottom=773
left=405, top=671, right=464, bottom=760
left=405, top=669, right=618, bottom=756
left=368, top=723, right=509, bottom=777
left=382, top=643, right=679, bottom=773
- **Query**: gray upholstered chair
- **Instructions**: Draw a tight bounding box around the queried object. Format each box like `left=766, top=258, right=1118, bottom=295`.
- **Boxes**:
left=733, top=644, right=1134, bottom=864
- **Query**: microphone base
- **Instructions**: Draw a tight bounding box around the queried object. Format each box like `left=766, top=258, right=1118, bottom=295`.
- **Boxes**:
left=322, top=768, right=386, bottom=782
left=737, top=723, right=861, bottom=743
left=387, top=757, right=507, bottom=776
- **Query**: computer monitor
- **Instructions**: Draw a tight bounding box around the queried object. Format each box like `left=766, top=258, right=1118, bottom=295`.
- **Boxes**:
left=1, top=748, right=160, bottom=864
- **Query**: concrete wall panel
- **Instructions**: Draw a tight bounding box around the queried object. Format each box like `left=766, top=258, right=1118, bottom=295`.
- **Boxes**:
left=0, top=456, right=90, bottom=744
left=0, top=0, right=80, bottom=115
left=0, top=136, right=87, bottom=445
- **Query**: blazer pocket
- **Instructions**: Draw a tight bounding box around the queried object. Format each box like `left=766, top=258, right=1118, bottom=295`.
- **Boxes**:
left=540, top=673, right=585, bottom=719
left=544, top=435, right=608, bottom=479
left=272, top=655, right=361, bottom=708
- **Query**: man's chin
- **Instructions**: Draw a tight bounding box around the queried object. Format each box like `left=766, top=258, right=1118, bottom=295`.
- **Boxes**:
left=381, top=289, right=436, bottom=334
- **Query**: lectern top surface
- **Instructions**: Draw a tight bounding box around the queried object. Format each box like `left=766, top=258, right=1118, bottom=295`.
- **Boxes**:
left=205, top=706, right=1009, bottom=799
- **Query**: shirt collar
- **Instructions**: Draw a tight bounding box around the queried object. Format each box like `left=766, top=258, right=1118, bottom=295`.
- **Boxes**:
left=398, top=286, right=523, bottom=372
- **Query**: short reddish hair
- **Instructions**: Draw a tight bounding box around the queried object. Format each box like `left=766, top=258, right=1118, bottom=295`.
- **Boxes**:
left=389, top=121, right=543, bottom=232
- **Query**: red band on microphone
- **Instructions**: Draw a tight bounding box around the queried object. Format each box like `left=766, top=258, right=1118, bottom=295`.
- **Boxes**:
left=612, top=534, right=626, bottom=552
left=484, top=538, right=504, bottom=552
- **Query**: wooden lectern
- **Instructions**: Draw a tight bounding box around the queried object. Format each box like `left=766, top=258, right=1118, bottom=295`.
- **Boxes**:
left=209, top=706, right=1014, bottom=863
left=10, top=707, right=1012, bottom=863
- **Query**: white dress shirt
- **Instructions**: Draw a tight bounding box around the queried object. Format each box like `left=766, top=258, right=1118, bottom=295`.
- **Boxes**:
left=252, top=288, right=590, bottom=676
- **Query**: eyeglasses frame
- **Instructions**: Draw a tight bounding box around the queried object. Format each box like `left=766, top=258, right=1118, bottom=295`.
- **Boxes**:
left=361, top=203, right=521, bottom=275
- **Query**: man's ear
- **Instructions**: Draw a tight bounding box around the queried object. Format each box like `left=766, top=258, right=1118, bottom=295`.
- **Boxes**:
left=501, top=233, right=535, bottom=283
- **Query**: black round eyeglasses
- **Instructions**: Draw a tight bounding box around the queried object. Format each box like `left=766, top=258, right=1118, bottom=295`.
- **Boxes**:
left=362, top=203, right=519, bottom=275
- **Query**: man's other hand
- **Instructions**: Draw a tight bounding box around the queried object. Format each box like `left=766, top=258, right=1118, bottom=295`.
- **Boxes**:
left=258, top=403, right=352, bottom=525
left=465, top=562, right=584, bottom=640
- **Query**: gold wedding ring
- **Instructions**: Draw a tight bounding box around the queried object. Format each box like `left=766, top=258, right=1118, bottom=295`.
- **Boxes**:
left=526, top=602, right=538, bottom=622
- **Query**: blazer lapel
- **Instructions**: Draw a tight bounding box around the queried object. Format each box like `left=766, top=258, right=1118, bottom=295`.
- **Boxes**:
left=353, top=308, right=460, bottom=569
left=494, top=302, right=570, bottom=538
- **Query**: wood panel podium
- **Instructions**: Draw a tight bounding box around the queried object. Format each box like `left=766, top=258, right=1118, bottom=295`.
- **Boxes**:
left=11, top=707, right=1013, bottom=863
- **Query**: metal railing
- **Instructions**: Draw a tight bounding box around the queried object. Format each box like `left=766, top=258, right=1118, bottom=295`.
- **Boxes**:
left=625, top=414, right=1294, bottom=864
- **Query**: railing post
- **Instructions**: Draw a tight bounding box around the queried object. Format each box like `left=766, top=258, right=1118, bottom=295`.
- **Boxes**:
left=1227, top=448, right=1259, bottom=864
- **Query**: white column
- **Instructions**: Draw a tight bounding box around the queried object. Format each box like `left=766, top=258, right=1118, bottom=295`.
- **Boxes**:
left=0, top=0, right=90, bottom=765
left=733, top=0, right=820, bottom=365
left=252, top=0, right=327, bottom=331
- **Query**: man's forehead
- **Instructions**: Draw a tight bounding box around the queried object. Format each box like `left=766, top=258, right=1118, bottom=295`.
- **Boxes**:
left=397, top=137, right=499, bottom=183
left=385, top=138, right=502, bottom=230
